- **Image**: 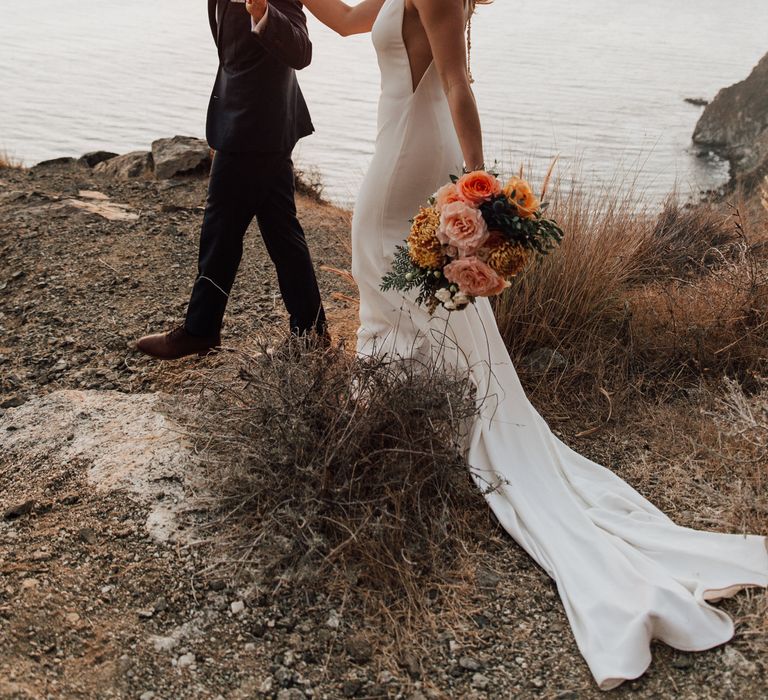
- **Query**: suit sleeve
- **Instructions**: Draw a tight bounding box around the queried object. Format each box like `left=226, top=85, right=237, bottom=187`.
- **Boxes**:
left=255, top=0, right=313, bottom=70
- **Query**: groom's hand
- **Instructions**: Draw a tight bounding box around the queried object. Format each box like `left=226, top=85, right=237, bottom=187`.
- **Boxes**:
left=245, top=0, right=268, bottom=23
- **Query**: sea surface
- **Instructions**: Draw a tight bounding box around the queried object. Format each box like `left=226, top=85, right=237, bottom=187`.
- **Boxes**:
left=1, top=0, right=766, bottom=205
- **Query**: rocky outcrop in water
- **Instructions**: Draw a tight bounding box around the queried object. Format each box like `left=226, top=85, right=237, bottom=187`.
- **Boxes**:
left=693, top=52, right=768, bottom=194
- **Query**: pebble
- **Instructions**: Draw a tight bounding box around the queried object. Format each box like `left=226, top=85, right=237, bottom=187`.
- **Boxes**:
left=325, top=610, right=341, bottom=629
left=177, top=652, right=196, bottom=668
left=471, top=673, right=490, bottom=690
left=276, top=690, right=306, bottom=700
left=273, top=666, right=294, bottom=687
left=341, top=680, right=362, bottom=698
left=459, top=656, right=482, bottom=672
left=77, top=527, right=98, bottom=545
left=21, top=578, right=40, bottom=591
left=139, top=693, right=156, bottom=700
left=671, top=655, right=693, bottom=670
left=3, top=499, right=36, bottom=520
left=345, top=633, right=373, bottom=663
left=230, top=600, right=245, bottom=615
left=151, top=635, right=179, bottom=652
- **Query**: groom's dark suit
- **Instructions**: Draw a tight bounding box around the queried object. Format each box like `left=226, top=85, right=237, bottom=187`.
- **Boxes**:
left=185, top=0, right=326, bottom=338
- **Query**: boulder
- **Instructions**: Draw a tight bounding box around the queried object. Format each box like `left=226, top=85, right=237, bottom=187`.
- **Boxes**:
left=693, top=52, right=768, bottom=177
left=32, top=157, right=78, bottom=170
left=79, top=150, right=119, bottom=168
left=94, top=150, right=153, bottom=179
left=151, top=135, right=211, bottom=180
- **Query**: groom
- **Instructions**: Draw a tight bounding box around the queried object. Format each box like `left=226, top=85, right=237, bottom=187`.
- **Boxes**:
left=137, top=0, right=328, bottom=360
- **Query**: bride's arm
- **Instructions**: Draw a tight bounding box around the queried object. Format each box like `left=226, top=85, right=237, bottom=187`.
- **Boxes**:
left=302, top=0, right=386, bottom=36
left=413, top=0, right=484, bottom=170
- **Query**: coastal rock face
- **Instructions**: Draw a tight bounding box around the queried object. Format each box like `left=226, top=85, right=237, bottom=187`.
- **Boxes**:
left=151, top=135, right=211, bottom=180
left=693, top=52, right=768, bottom=181
left=0, top=390, right=196, bottom=542
left=93, top=150, right=154, bottom=179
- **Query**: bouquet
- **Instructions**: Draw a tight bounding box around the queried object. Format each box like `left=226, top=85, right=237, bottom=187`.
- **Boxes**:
left=381, top=169, right=564, bottom=312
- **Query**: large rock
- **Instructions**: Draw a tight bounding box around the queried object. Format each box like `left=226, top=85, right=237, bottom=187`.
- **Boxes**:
left=94, top=150, right=153, bottom=179
left=79, top=150, right=119, bottom=168
left=693, top=52, right=768, bottom=179
left=0, top=390, right=196, bottom=542
left=151, top=135, right=211, bottom=180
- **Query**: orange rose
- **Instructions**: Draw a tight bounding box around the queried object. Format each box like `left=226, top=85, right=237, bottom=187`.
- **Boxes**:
left=503, top=176, right=540, bottom=219
left=444, top=257, right=509, bottom=297
left=456, top=170, right=502, bottom=206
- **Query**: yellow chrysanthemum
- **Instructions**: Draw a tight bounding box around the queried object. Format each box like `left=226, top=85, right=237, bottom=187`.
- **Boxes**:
left=486, top=239, right=530, bottom=277
left=407, top=206, right=445, bottom=269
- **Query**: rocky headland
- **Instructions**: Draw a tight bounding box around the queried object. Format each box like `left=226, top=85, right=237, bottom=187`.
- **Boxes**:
left=693, top=51, right=768, bottom=200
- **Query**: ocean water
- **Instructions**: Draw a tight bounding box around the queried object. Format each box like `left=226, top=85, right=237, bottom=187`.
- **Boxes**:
left=1, top=0, right=766, bottom=205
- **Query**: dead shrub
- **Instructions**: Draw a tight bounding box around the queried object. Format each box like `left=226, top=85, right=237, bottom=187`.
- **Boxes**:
left=627, top=255, right=768, bottom=381
left=186, top=339, right=491, bottom=611
left=632, top=196, right=740, bottom=281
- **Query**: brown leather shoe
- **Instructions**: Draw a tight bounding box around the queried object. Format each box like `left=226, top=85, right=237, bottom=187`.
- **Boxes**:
left=136, top=326, right=220, bottom=360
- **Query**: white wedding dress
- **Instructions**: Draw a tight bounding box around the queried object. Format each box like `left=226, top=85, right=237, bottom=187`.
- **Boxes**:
left=350, top=0, right=768, bottom=690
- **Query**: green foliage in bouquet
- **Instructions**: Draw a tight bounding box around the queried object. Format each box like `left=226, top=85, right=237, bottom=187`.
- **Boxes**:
left=380, top=245, right=447, bottom=307
left=480, top=195, right=564, bottom=255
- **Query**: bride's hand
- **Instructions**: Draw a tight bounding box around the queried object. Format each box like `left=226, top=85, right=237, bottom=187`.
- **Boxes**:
left=245, top=0, right=268, bottom=23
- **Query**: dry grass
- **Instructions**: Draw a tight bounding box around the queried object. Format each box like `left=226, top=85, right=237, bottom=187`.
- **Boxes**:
left=186, top=338, right=495, bottom=620
left=295, top=165, right=326, bottom=203
left=492, top=177, right=768, bottom=416
left=0, top=150, right=23, bottom=170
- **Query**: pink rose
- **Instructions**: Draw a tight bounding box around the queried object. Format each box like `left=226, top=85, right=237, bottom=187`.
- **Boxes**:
left=437, top=201, right=489, bottom=255
left=444, top=257, right=509, bottom=297
left=434, top=182, right=463, bottom=211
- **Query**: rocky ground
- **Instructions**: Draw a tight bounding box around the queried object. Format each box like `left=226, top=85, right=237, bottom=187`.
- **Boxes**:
left=1, top=158, right=766, bottom=700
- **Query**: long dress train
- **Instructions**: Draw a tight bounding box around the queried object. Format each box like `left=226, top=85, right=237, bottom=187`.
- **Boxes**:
left=351, top=0, right=768, bottom=689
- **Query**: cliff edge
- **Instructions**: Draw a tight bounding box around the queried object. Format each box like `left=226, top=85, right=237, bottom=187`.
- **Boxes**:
left=693, top=52, right=768, bottom=195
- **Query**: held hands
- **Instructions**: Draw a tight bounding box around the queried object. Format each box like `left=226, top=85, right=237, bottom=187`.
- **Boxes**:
left=245, top=0, right=268, bottom=23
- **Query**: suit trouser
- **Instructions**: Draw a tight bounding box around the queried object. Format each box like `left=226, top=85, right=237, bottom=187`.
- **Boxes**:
left=184, top=149, right=327, bottom=337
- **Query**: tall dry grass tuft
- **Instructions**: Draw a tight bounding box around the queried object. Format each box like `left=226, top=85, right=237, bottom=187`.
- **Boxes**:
left=493, top=175, right=768, bottom=414
left=186, top=338, right=492, bottom=616
left=0, top=150, right=23, bottom=169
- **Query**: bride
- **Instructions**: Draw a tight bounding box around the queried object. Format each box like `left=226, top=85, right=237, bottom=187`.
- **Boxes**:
left=299, top=0, right=768, bottom=689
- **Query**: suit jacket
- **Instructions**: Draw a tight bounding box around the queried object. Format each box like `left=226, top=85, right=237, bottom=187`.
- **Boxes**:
left=206, top=0, right=314, bottom=153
